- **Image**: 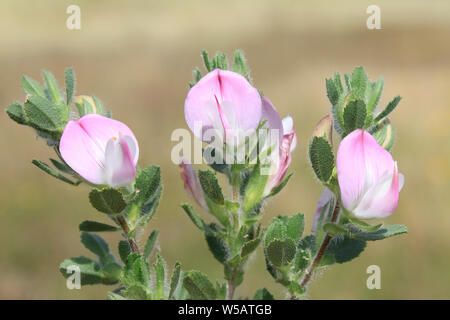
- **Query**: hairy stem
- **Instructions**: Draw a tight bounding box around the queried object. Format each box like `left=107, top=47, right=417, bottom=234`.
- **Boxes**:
left=117, top=216, right=140, bottom=254
left=226, top=269, right=237, bottom=300
left=299, top=201, right=340, bottom=291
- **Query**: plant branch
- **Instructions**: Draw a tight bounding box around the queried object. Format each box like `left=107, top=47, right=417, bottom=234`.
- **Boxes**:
left=117, top=215, right=140, bottom=254
left=299, top=200, right=340, bottom=291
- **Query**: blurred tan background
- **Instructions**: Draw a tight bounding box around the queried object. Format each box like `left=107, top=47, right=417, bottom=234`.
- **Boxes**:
left=0, top=0, right=449, bottom=299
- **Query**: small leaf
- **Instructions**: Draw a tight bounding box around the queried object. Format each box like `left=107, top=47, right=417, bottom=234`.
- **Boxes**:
left=183, top=270, right=217, bottom=300
left=42, top=70, right=64, bottom=104
left=121, top=253, right=150, bottom=287
left=264, top=173, right=293, bottom=198
left=350, top=66, right=368, bottom=100
left=24, top=96, right=64, bottom=133
left=132, top=165, right=162, bottom=224
left=81, top=232, right=111, bottom=265
left=253, top=288, right=275, bottom=300
left=6, top=102, right=27, bottom=125
left=374, top=95, right=401, bottom=122
left=326, top=78, right=339, bottom=106
left=79, top=220, right=118, bottom=232
left=286, top=213, right=305, bottom=243
left=326, top=236, right=367, bottom=264
left=266, top=238, right=296, bottom=267
left=169, top=262, right=182, bottom=299
left=118, top=241, right=131, bottom=264
left=143, top=230, right=159, bottom=259
left=153, top=254, right=166, bottom=299
left=353, top=224, right=408, bottom=241
left=65, top=67, right=75, bottom=105
left=22, top=75, right=45, bottom=97
left=205, top=233, right=231, bottom=264
left=89, top=188, right=126, bottom=214
left=343, top=99, right=367, bottom=134
left=60, top=256, right=105, bottom=285
left=50, top=158, right=73, bottom=174
left=309, top=137, right=334, bottom=182
left=201, top=50, right=212, bottom=72
left=198, top=170, right=224, bottom=205
left=241, top=238, right=261, bottom=258
left=181, top=203, right=207, bottom=231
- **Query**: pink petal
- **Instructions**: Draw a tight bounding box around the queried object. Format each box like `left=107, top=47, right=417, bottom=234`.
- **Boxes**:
left=282, top=116, right=297, bottom=151
left=76, top=114, right=139, bottom=165
left=104, top=135, right=137, bottom=188
left=353, top=163, right=402, bottom=219
left=185, top=69, right=262, bottom=140
left=59, top=119, right=106, bottom=185
left=59, top=114, right=139, bottom=186
left=337, top=129, right=400, bottom=217
left=261, top=96, right=283, bottom=144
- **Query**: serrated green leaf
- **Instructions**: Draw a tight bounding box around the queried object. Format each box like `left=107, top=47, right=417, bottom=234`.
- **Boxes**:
left=343, top=99, right=367, bottom=134
left=42, top=70, right=64, bottom=105
left=326, top=78, right=339, bottom=106
left=89, top=188, right=126, bottom=214
left=65, top=67, right=75, bottom=105
left=169, top=262, right=182, bottom=299
left=353, top=224, right=408, bottom=241
left=286, top=213, right=305, bottom=243
left=265, top=218, right=287, bottom=246
left=118, top=240, right=131, bottom=264
left=22, top=75, right=45, bottom=97
left=79, top=220, right=118, bottom=232
left=181, top=203, right=207, bottom=231
left=264, top=173, right=293, bottom=199
left=122, top=253, right=150, bottom=287
left=241, top=238, right=261, bottom=258
left=143, top=230, right=159, bottom=259
left=374, top=95, right=401, bottom=122
left=6, top=102, right=27, bottom=125
left=183, top=270, right=216, bottom=300
left=266, top=238, right=296, bottom=267
left=198, top=170, right=224, bottom=205
left=153, top=254, right=166, bottom=299
left=294, top=235, right=316, bottom=272
left=350, top=66, right=368, bottom=100
left=253, top=288, right=274, bottom=300
left=24, top=96, right=64, bottom=133
left=60, top=256, right=105, bottom=285
left=205, top=233, right=230, bottom=264
left=309, top=136, right=334, bottom=182
left=326, top=236, right=366, bottom=264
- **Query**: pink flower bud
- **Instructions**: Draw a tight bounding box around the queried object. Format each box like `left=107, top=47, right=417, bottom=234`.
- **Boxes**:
left=260, top=97, right=297, bottom=196
left=179, top=159, right=207, bottom=210
left=59, top=114, right=139, bottom=188
left=336, top=129, right=404, bottom=219
left=184, top=69, right=262, bottom=141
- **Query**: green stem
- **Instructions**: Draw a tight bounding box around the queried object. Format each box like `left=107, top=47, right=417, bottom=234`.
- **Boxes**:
left=117, top=215, right=140, bottom=254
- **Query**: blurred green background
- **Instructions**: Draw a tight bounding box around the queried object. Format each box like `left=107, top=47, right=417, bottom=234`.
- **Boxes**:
left=0, top=0, right=449, bottom=299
